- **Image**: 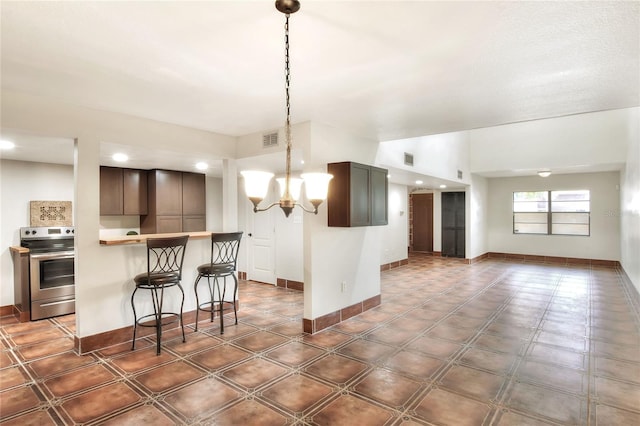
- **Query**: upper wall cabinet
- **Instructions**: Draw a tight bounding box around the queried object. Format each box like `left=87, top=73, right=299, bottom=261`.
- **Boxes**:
left=100, top=167, right=148, bottom=215
left=141, top=169, right=206, bottom=234
left=181, top=172, right=206, bottom=232
left=327, top=161, right=388, bottom=227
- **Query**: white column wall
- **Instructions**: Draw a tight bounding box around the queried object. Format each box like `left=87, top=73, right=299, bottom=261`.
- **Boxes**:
left=304, top=123, right=381, bottom=320
left=381, top=183, right=409, bottom=265
left=469, top=174, right=489, bottom=259
left=620, top=107, right=639, bottom=292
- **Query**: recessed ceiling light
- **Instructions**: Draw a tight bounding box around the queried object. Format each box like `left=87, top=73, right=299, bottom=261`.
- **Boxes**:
left=0, top=140, right=16, bottom=150
left=300, top=160, right=305, bottom=165
left=537, top=170, right=551, bottom=177
left=387, top=174, right=391, bottom=179
left=112, top=153, right=128, bottom=162
left=195, top=162, right=208, bottom=171
left=439, top=184, right=447, bottom=189
left=415, top=180, right=423, bottom=185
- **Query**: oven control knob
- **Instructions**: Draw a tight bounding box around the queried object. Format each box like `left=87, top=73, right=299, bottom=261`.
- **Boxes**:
left=25, top=230, right=31, bottom=235
left=66, top=229, right=71, bottom=234
left=32, top=230, right=37, bottom=235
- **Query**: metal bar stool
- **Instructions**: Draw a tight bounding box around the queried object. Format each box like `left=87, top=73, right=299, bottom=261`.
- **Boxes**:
left=131, top=235, right=189, bottom=355
left=194, top=232, right=243, bottom=334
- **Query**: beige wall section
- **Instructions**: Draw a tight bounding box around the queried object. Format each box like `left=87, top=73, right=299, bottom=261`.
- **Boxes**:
left=0, top=160, right=75, bottom=306
left=1, top=91, right=236, bottom=337
left=487, top=172, right=621, bottom=261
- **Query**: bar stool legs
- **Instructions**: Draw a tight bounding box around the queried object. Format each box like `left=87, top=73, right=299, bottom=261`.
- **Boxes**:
left=193, top=232, right=243, bottom=334
left=131, top=283, right=186, bottom=355
left=194, top=273, right=238, bottom=334
left=130, top=235, right=189, bottom=355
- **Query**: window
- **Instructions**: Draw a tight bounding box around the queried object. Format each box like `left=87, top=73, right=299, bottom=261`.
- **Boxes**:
left=513, top=191, right=548, bottom=234
left=513, top=190, right=590, bottom=236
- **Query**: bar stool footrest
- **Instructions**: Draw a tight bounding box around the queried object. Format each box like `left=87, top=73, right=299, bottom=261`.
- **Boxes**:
left=135, top=312, right=181, bottom=328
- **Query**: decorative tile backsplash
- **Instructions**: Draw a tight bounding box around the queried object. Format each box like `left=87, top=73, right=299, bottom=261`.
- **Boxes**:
left=30, top=201, right=73, bottom=227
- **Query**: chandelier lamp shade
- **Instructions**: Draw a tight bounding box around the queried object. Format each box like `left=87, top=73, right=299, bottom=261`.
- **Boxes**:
left=240, top=0, right=333, bottom=218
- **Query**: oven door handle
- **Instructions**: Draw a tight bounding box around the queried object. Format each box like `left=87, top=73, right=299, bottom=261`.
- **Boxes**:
left=29, top=251, right=75, bottom=261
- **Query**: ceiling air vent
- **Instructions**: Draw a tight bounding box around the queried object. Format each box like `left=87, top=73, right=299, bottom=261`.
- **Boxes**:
left=404, top=152, right=414, bottom=166
left=263, top=132, right=278, bottom=148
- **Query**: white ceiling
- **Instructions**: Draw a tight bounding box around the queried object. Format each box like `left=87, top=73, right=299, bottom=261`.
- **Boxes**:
left=1, top=1, right=638, bottom=184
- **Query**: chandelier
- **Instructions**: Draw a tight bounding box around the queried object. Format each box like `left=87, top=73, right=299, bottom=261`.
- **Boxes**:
left=241, top=0, right=333, bottom=218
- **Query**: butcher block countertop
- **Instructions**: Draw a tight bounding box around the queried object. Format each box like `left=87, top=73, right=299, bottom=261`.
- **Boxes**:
left=9, top=246, right=29, bottom=254
left=99, top=231, right=212, bottom=246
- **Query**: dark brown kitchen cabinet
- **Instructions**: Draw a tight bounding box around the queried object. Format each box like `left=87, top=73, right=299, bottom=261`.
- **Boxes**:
left=182, top=172, right=206, bottom=215
left=100, top=167, right=123, bottom=215
left=141, top=169, right=206, bottom=234
left=151, top=169, right=183, bottom=216
left=100, top=167, right=147, bottom=215
left=123, top=169, right=148, bottom=215
left=182, top=172, right=206, bottom=232
left=327, top=161, right=388, bottom=227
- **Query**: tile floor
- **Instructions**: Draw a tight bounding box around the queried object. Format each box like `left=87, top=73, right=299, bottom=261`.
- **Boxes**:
left=1, top=255, right=639, bottom=425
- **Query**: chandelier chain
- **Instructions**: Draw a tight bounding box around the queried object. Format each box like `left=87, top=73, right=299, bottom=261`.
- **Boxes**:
left=284, top=13, right=292, bottom=193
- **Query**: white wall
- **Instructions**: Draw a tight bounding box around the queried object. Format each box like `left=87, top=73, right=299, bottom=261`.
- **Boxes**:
left=487, top=172, right=621, bottom=261
left=378, top=131, right=471, bottom=184
left=469, top=174, right=489, bottom=259
left=381, top=183, right=408, bottom=265
left=620, top=107, right=639, bottom=293
left=0, top=160, right=74, bottom=306
left=469, top=109, right=629, bottom=174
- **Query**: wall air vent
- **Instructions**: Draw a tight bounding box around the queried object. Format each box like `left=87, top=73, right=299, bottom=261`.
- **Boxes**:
left=263, top=132, right=278, bottom=148
left=404, top=152, right=414, bottom=166
left=457, top=170, right=463, bottom=179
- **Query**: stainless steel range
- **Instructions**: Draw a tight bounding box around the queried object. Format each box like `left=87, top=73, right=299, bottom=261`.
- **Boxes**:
left=20, top=226, right=75, bottom=320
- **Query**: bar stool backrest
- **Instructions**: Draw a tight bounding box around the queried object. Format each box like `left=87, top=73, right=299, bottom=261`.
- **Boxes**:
left=146, top=235, right=189, bottom=281
left=210, top=232, right=243, bottom=269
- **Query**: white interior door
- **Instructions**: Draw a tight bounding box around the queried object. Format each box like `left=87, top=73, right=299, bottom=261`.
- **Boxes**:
left=247, top=186, right=276, bottom=284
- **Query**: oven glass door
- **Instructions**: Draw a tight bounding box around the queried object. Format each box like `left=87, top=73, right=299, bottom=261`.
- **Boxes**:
left=39, top=256, right=74, bottom=289
left=30, top=251, right=75, bottom=299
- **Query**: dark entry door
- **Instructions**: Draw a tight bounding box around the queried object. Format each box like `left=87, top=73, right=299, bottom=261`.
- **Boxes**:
left=412, top=193, right=433, bottom=252
left=442, top=192, right=465, bottom=258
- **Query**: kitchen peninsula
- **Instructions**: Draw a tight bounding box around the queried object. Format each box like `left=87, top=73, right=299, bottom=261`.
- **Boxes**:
left=99, top=230, right=211, bottom=246
left=74, top=229, right=239, bottom=354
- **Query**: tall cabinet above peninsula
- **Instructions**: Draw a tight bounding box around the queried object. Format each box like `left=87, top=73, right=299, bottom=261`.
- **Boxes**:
left=140, top=169, right=206, bottom=234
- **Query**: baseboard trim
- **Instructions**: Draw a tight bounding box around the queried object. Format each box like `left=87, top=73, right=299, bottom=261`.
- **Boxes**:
left=303, top=294, right=382, bottom=334
left=619, top=266, right=640, bottom=325
left=276, top=278, right=304, bottom=292
left=0, top=304, right=30, bottom=322
left=74, top=305, right=241, bottom=354
left=485, top=252, right=620, bottom=268
left=0, top=305, right=14, bottom=317
left=380, top=258, right=409, bottom=271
